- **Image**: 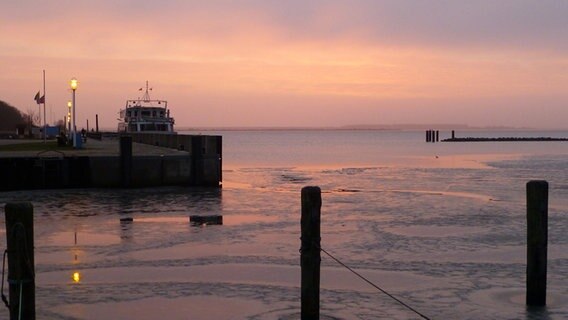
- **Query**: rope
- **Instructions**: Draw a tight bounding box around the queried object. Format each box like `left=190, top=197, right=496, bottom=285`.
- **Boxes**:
left=18, top=282, right=22, bottom=320
left=319, top=246, right=432, bottom=320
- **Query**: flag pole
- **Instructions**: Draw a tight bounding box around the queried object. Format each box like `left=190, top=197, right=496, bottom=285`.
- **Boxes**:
left=43, top=69, right=46, bottom=143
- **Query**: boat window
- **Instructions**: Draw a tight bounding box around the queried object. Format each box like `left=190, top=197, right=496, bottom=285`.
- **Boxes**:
left=141, top=111, right=151, bottom=117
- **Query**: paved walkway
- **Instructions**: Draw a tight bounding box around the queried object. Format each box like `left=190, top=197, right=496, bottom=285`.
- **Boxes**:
left=0, top=138, right=189, bottom=157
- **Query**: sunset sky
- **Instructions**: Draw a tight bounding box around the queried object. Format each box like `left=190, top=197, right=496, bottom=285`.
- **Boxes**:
left=1, top=1, right=567, bottom=129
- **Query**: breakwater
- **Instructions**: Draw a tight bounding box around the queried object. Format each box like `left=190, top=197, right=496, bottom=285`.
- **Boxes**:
left=442, top=137, right=568, bottom=142
left=424, top=129, right=568, bottom=142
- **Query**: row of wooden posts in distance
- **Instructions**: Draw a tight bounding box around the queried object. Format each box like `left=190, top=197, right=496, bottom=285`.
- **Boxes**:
left=426, top=130, right=458, bottom=142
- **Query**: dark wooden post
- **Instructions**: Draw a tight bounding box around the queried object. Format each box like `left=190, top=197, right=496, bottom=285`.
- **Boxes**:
left=191, top=136, right=203, bottom=186
left=435, top=130, right=439, bottom=142
left=5, top=202, right=35, bottom=320
left=451, top=130, right=455, bottom=139
left=120, top=136, right=132, bottom=187
left=526, top=180, right=548, bottom=306
left=95, top=114, right=99, bottom=132
left=216, top=136, right=223, bottom=184
left=301, top=186, right=321, bottom=320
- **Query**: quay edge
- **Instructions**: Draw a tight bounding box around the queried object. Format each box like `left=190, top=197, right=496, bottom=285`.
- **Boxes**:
left=0, top=134, right=222, bottom=191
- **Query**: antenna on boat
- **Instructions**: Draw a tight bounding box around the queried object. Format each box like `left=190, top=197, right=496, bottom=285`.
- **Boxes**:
left=142, top=80, right=153, bottom=102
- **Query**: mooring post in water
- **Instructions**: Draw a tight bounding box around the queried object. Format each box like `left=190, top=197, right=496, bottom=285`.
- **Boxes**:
left=301, top=186, right=321, bottom=320
left=5, top=202, right=35, bottom=320
left=120, top=135, right=133, bottom=187
left=191, top=136, right=203, bottom=185
left=526, top=180, right=548, bottom=307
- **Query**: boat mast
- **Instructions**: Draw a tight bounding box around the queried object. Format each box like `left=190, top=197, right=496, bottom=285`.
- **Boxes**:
left=142, top=80, right=152, bottom=102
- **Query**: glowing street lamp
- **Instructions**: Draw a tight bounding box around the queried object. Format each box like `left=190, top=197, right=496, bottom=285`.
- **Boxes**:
left=70, top=78, right=78, bottom=147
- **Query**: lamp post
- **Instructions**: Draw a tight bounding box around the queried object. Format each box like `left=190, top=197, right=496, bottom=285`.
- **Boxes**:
left=67, top=101, right=72, bottom=135
left=70, top=78, right=78, bottom=148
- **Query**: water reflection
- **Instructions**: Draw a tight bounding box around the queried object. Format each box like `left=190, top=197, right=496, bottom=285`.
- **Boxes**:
left=525, top=306, right=551, bottom=320
left=72, top=230, right=81, bottom=284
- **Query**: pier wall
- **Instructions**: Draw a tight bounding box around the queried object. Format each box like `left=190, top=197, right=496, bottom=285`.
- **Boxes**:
left=0, top=134, right=222, bottom=191
left=124, top=133, right=222, bottom=187
left=0, top=154, right=219, bottom=191
left=126, top=133, right=222, bottom=156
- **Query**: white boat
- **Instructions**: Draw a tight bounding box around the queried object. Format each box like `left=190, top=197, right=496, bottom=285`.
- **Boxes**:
left=118, top=81, right=175, bottom=133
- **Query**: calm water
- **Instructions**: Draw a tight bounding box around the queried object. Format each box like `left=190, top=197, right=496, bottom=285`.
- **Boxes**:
left=1, top=130, right=567, bottom=319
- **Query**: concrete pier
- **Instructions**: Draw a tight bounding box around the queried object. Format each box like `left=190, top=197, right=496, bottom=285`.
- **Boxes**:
left=0, top=133, right=222, bottom=191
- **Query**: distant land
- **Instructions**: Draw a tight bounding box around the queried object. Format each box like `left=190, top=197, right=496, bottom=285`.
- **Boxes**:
left=93, top=124, right=568, bottom=133
left=174, top=124, right=542, bottom=132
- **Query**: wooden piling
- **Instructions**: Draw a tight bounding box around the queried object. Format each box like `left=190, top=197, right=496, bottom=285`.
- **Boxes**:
left=301, top=186, right=321, bottom=320
left=526, top=180, right=548, bottom=306
left=216, top=135, right=223, bottom=183
left=435, top=130, right=439, bottom=142
left=95, top=114, right=99, bottom=132
left=5, top=202, right=35, bottom=320
left=120, top=136, right=133, bottom=187
left=191, top=136, right=203, bottom=185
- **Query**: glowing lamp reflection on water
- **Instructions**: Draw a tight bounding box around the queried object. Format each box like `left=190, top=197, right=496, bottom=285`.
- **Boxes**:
left=72, top=272, right=81, bottom=283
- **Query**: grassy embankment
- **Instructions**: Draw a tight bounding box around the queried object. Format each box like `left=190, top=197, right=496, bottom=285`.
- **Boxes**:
left=0, top=141, right=74, bottom=152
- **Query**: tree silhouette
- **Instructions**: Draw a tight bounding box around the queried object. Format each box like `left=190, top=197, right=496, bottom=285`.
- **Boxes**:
left=24, top=108, right=41, bottom=127
left=0, top=100, right=26, bottom=131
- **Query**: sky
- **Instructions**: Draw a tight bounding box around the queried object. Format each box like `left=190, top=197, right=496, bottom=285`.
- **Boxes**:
left=0, top=0, right=567, bottom=130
